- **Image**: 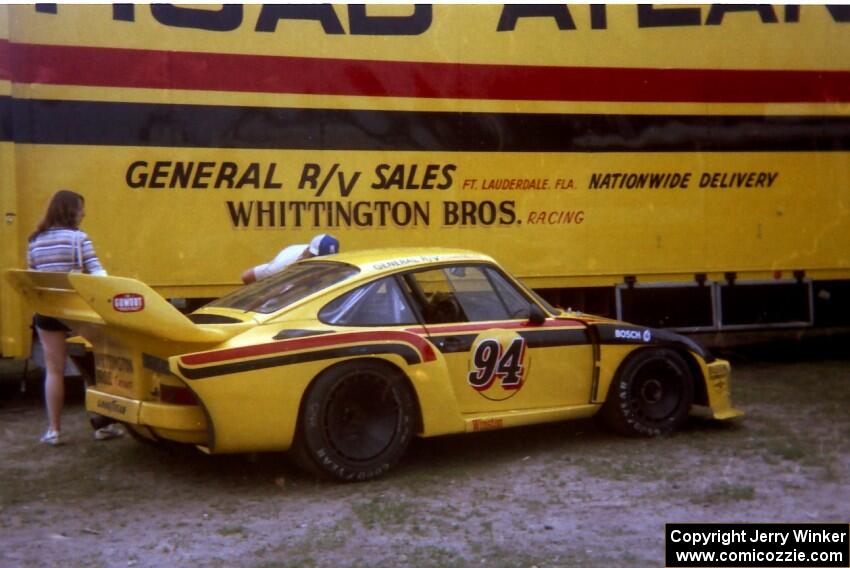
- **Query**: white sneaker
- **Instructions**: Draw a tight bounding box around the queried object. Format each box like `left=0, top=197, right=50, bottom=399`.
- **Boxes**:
left=93, top=423, right=124, bottom=441
left=40, top=430, right=66, bottom=446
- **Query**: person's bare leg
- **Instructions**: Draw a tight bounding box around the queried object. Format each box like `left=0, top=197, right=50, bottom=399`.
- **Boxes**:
left=38, top=328, right=67, bottom=433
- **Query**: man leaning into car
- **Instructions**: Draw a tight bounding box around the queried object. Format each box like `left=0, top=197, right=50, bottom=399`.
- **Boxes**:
left=240, top=234, right=340, bottom=284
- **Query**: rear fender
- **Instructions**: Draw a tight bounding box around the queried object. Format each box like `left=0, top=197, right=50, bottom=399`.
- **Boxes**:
left=169, top=333, right=465, bottom=453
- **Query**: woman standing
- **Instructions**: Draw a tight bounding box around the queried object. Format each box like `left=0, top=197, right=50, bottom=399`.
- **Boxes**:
left=28, top=190, right=121, bottom=445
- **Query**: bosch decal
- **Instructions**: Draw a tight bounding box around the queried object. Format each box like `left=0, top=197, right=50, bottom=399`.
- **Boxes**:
left=614, top=328, right=652, bottom=342
left=113, top=293, right=145, bottom=313
left=614, top=328, right=639, bottom=340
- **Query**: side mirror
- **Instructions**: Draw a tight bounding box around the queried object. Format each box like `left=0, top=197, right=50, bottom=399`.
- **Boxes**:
left=528, top=303, right=546, bottom=325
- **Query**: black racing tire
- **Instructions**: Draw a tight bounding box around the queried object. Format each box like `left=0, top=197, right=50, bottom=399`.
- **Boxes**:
left=601, top=348, right=694, bottom=437
left=292, top=360, right=415, bottom=481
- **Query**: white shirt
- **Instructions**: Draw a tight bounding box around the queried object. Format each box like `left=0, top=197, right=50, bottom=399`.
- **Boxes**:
left=252, top=244, right=309, bottom=281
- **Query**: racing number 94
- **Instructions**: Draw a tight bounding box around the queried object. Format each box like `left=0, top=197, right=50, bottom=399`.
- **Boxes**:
left=467, top=338, right=527, bottom=391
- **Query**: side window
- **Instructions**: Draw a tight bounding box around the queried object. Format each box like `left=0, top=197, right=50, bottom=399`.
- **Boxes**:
left=485, top=268, right=533, bottom=319
left=444, top=265, right=513, bottom=321
left=405, top=268, right=468, bottom=324
left=404, top=264, right=533, bottom=324
left=319, top=277, right=417, bottom=326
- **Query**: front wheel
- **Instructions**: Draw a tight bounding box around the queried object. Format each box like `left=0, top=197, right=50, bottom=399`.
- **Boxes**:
left=601, top=348, right=694, bottom=437
left=292, top=361, right=415, bottom=481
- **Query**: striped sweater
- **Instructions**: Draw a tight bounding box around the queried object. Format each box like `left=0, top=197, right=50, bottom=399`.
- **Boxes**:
left=27, top=228, right=106, bottom=275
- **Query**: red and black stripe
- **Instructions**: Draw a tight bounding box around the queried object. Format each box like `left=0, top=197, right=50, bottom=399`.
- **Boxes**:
left=3, top=40, right=850, bottom=104
left=3, top=96, right=850, bottom=151
left=178, top=330, right=436, bottom=380
left=2, top=40, right=850, bottom=151
left=415, top=320, right=589, bottom=354
left=179, top=343, right=424, bottom=380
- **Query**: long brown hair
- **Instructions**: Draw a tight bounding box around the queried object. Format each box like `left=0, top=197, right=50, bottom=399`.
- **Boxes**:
left=29, top=190, right=85, bottom=241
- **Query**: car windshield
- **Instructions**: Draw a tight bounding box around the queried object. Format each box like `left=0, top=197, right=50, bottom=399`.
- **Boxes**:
left=524, top=285, right=561, bottom=315
left=208, top=261, right=360, bottom=314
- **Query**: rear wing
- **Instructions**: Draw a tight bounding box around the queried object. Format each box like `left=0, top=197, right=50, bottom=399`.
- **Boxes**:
left=5, top=270, right=229, bottom=344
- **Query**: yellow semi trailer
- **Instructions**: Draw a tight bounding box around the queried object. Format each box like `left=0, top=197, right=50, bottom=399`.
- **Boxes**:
left=2, top=4, right=849, bottom=359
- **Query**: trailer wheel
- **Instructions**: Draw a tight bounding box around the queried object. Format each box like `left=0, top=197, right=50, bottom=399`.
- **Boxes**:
left=602, top=348, right=693, bottom=437
left=292, top=360, right=414, bottom=481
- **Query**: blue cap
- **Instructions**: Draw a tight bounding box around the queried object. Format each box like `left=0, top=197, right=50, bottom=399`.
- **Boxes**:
left=309, top=234, right=339, bottom=256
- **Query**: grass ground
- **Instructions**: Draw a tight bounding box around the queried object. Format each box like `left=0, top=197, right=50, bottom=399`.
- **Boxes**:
left=1, top=339, right=848, bottom=567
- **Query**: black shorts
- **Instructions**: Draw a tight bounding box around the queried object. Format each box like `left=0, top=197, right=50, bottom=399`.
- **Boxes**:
left=34, top=313, right=70, bottom=333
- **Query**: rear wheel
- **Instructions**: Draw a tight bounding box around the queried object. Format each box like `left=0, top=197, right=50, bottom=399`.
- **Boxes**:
left=293, top=360, right=415, bottom=481
left=602, top=348, right=694, bottom=436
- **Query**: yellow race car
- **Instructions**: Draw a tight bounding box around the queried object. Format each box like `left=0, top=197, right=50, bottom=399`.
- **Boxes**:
left=7, top=249, right=741, bottom=481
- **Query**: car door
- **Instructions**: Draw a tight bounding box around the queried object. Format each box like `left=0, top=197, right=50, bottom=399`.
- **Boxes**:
left=401, top=264, right=594, bottom=415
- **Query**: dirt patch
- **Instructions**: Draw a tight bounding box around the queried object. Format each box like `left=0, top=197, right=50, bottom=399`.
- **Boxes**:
left=1, top=344, right=848, bottom=567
